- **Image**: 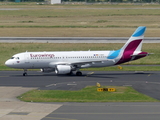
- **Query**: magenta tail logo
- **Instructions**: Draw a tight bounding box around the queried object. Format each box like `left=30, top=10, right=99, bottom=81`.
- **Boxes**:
left=116, top=26, right=148, bottom=65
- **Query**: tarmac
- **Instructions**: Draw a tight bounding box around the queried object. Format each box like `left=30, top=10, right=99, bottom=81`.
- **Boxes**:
left=1, top=71, right=160, bottom=120
left=0, top=87, right=62, bottom=120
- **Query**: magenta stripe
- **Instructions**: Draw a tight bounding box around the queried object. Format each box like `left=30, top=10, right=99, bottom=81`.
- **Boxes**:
left=124, top=39, right=142, bottom=52
left=116, top=39, right=142, bottom=64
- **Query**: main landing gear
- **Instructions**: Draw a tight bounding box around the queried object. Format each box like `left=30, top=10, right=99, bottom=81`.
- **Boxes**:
left=22, top=69, right=82, bottom=76
left=76, top=71, right=82, bottom=76
left=75, top=68, right=82, bottom=76
left=23, top=69, right=27, bottom=76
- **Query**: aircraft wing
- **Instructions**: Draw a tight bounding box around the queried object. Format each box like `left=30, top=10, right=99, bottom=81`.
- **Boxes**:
left=54, top=59, right=115, bottom=66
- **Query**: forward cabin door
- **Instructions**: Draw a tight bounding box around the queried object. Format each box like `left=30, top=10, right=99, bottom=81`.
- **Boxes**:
left=24, top=54, right=30, bottom=63
left=24, top=53, right=32, bottom=68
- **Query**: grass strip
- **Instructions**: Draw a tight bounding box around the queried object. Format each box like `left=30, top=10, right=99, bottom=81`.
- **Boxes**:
left=18, top=86, right=158, bottom=102
left=1, top=43, right=160, bottom=63
left=1, top=43, right=160, bottom=71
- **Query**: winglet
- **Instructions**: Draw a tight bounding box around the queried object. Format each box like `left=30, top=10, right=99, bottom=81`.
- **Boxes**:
left=132, top=26, right=146, bottom=37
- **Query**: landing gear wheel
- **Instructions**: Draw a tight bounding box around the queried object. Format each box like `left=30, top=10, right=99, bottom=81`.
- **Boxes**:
left=76, top=71, right=82, bottom=76
left=23, top=69, right=27, bottom=76
left=23, top=73, right=27, bottom=76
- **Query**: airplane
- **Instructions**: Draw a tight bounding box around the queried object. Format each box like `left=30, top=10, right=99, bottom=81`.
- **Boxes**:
left=5, top=26, right=148, bottom=76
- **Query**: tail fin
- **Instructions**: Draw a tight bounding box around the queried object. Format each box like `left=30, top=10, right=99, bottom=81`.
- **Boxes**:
left=121, top=26, right=146, bottom=52
left=116, top=26, right=148, bottom=64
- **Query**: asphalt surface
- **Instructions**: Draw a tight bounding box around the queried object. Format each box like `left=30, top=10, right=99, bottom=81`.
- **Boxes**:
left=1, top=70, right=160, bottom=120
left=42, top=102, right=160, bottom=120
left=1, top=70, right=160, bottom=99
left=0, top=37, right=160, bottom=43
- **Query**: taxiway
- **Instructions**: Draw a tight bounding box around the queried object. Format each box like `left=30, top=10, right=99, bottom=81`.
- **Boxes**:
left=0, top=71, right=160, bottom=120
left=1, top=71, right=160, bottom=100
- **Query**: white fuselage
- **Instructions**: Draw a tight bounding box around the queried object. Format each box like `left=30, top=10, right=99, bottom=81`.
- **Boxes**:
left=5, top=51, right=118, bottom=69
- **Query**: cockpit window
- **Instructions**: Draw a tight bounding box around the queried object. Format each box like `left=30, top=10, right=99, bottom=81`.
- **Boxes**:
left=10, top=57, right=20, bottom=59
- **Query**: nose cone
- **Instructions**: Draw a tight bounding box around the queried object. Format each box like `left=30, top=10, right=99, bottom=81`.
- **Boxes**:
left=5, top=60, right=13, bottom=67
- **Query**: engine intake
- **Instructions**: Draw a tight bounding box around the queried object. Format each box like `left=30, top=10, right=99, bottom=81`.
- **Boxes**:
left=55, top=65, right=71, bottom=74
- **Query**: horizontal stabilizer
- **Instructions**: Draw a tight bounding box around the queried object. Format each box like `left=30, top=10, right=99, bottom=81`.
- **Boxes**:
left=131, top=54, right=149, bottom=57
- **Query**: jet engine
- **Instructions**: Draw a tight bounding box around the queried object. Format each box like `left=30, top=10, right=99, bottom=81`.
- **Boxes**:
left=55, top=65, right=72, bottom=74
left=41, top=68, right=55, bottom=73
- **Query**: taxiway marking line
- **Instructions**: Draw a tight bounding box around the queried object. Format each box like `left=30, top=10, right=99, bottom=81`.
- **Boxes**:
left=67, top=84, right=77, bottom=85
left=46, top=84, right=56, bottom=87
left=85, top=72, right=94, bottom=77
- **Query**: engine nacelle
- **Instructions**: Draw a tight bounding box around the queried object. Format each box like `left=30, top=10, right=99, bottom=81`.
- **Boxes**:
left=55, top=65, right=71, bottom=74
left=41, top=68, right=55, bottom=73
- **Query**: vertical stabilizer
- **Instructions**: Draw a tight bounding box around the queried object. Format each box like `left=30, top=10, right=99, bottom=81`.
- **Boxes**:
left=121, top=26, right=146, bottom=52
left=116, top=26, right=148, bottom=64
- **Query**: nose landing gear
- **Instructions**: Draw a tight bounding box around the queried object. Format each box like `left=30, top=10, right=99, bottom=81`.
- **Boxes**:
left=23, top=69, right=27, bottom=76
